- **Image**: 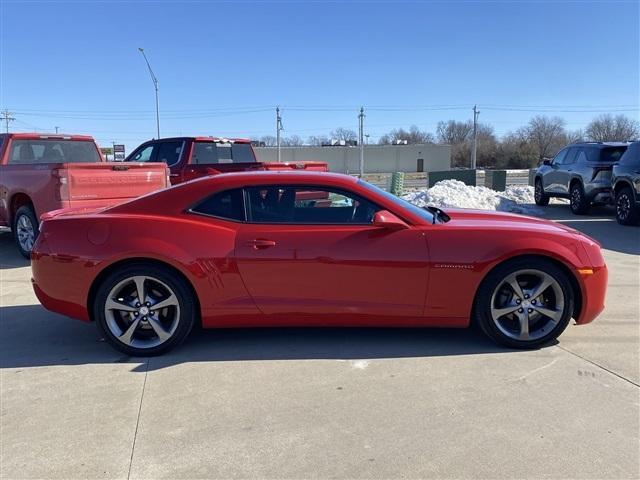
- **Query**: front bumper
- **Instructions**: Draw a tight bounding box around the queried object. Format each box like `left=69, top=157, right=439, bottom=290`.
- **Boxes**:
left=575, top=264, right=608, bottom=325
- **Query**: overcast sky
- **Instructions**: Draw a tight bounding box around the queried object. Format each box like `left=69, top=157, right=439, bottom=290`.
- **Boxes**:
left=1, top=0, right=638, bottom=151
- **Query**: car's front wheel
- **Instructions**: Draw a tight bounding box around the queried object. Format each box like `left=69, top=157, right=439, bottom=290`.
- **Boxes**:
left=534, top=179, right=549, bottom=206
left=570, top=182, right=589, bottom=215
left=475, top=258, right=574, bottom=349
left=615, top=186, right=639, bottom=226
left=94, top=263, right=196, bottom=356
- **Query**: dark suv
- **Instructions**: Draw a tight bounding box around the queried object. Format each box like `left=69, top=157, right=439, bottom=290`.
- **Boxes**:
left=534, top=142, right=628, bottom=214
left=612, top=141, right=640, bottom=225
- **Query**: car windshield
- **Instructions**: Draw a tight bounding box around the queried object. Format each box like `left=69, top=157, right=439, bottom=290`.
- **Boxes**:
left=357, top=179, right=436, bottom=224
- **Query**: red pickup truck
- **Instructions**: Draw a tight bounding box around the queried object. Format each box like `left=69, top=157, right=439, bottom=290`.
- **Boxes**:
left=125, top=137, right=328, bottom=185
left=0, top=133, right=169, bottom=258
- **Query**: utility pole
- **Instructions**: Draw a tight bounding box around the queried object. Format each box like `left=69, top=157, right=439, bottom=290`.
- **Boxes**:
left=276, top=107, right=284, bottom=162
left=1, top=110, right=15, bottom=133
left=471, top=105, right=480, bottom=169
left=358, top=107, right=365, bottom=177
left=138, top=48, right=160, bottom=139
left=54, top=126, right=59, bottom=134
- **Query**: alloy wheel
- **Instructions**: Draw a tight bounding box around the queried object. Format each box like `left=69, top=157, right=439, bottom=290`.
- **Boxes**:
left=104, top=275, right=181, bottom=349
left=616, top=192, right=630, bottom=221
left=16, top=214, right=35, bottom=253
left=490, top=269, right=565, bottom=341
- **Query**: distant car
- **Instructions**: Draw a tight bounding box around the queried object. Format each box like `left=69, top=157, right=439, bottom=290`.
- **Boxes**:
left=611, top=141, right=640, bottom=225
left=125, top=137, right=327, bottom=185
left=0, top=133, right=169, bottom=258
left=31, top=171, right=607, bottom=356
left=534, top=142, right=628, bottom=214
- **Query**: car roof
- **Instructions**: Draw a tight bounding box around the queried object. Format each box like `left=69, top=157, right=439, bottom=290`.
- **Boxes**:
left=190, top=170, right=358, bottom=186
left=573, top=141, right=630, bottom=148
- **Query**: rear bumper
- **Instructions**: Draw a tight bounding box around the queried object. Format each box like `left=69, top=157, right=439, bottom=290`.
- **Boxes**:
left=585, top=185, right=613, bottom=203
left=575, top=265, right=608, bottom=325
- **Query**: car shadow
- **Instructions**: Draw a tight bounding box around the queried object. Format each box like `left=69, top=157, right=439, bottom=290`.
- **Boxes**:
left=0, top=304, right=518, bottom=372
left=535, top=204, right=639, bottom=256
left=0, top=230, right=30, bottom=270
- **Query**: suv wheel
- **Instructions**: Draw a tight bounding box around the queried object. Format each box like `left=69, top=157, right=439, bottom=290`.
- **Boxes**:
left=13, top=205, right=39, bottom=259
left=534, top=179, right=550, bottom=206
left=570, top=182, right=589, bottom=215
left=615, top=186, right=639, bottom=226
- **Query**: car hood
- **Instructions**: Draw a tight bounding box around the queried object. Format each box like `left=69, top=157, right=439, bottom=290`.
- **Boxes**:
left=440, top=208, right=595, bottom=241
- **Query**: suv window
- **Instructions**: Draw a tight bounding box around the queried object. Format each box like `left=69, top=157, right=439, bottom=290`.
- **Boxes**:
left=192, top=142, right=255, bottom=164
left=618, top=143, right=639, bottom=166
left=599, top=146, right=627, bottom=163
left=246, top=186, right=379, bottom=224
left=8, top=139, right=100, bottom=164
left=552, top=148, right=568, bottom=164
left=130, top=144, right=156, bottom=162
left=191, top=188, right=245, bottom=221
left=575, top=149, right=588, bottom=164
left=155, top=141, right=182, bottom=166
left=563, top=148, right=578, bottom=165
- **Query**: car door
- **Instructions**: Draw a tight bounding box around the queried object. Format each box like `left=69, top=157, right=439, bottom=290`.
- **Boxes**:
left=543, top=148, right=568, bottom=193
left=557, top=147, right=579, bottom=194
left=234, top=184, right=430, bottom=323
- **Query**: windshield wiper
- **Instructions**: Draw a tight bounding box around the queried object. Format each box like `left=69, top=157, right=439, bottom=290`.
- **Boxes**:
left=424, top=206, right=450, bottom=224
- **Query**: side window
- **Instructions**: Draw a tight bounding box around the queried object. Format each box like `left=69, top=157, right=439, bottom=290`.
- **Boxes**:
left=130, top=144, right=156, bottom=162
left=246, top=186, right=380, bottom=224
left=618, top=144, right=640, bottom=166
left=192, top=143, right=218, bottom=164
left=563, top=148, right=578, bottom=165
left=553, top=148, right=568, bottom=164
left=191, top=188, right=245, bottom=221
left=155, top=141, right=183, bottom=166
left=575, top=149, right=588, bottom=164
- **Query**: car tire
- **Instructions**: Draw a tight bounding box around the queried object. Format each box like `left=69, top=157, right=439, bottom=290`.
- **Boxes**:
left=94, top=263, right=196, bottom=356
left=570, top=182, right=589, bottom=215
left=534, top=179, right=550, bottom=206
left=615, top=186, right=639, bottom=226
left=474, top=257, right=574, bottom=349
left=13, top=205, right=39, bottom=259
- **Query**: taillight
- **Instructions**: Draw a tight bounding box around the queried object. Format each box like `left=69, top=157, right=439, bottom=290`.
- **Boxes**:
left=52, top=169, right=69, bottom=201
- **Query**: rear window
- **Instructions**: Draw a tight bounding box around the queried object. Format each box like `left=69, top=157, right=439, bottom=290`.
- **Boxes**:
left=192, top=142, right=255, bottom=165
left=591, top=146, right=627, bottom=163
left=618, top=144, right=640, bottom=166
left=8, top=139, right=100, bottom=164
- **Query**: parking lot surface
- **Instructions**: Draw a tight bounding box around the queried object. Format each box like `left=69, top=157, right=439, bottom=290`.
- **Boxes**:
left=1, top=205, right=638, bottom=479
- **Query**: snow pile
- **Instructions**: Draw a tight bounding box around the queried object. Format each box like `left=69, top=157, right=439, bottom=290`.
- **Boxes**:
left=402, top=179, right=540, bottom=214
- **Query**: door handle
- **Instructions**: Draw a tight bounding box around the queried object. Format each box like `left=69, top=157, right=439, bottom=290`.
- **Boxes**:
left=246, top=238, right=277, bottom=249
left=169, top=173, right=179, bottom=177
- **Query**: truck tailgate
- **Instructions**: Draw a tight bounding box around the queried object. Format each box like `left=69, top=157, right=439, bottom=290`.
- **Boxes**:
left=65, top=162, right=168, bottom=201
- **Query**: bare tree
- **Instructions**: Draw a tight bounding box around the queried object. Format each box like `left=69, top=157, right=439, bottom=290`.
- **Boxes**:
left=307, top=135, right=330, bottom=146
left=330, top=127, right=357, bottom=142
left=523, top=116, right=567, bottom=160
left=378, top=125, right=434, bottom=144
left=585, top=114, right=640, bottom=142
left=281, top=135, right=304, bottom=146
left=436, top=120, right=473, bottom=145
left=258, top=135, right=277, bottom=147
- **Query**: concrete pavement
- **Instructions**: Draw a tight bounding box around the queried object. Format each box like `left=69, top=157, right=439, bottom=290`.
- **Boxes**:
left=1, top=205, right=638, bottom=479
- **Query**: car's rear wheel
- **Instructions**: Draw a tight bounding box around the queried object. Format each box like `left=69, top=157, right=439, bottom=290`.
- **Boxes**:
left=94, top=264, right=195, bottom=356
left=534, top=179, right=549, bottom=206
left=13, top=205, right=39, bottom=259
left=475, top=258, right=574, bottom=349
left=615, top=186, right=639, bottom=226
left=570, top=182, right=589, bottom=215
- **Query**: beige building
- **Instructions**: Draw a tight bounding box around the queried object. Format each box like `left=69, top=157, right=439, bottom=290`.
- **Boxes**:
left=254, top=144, right=451, bottom=174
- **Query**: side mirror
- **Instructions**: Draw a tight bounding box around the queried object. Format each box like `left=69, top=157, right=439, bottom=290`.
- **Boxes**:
left=542, top=159, right=552, bottom=166
left=373, top=210, right=409, bottom=230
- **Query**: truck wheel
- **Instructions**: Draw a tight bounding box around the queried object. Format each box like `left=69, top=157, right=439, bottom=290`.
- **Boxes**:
left=615, top=186, right=640, bottom=226
left=534, top=179, right=550, bottom=206
left=570, top=182, right=589, bottom=215
left=13, top=205, right=39, bottom=259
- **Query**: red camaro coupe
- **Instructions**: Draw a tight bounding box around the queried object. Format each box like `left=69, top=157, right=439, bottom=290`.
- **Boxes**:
left=31, top=171, right=607, bottom=356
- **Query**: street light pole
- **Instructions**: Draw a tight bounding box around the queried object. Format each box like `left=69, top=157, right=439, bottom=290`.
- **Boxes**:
left=138, top=48, right=160, bottom=139
left=358, top=107, right=365, bottom=177
left=471, top=105, right=480, bottom=169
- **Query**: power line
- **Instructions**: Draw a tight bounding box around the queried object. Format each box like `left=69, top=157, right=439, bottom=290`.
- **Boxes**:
left=1, top=110, right=15, bottom=133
